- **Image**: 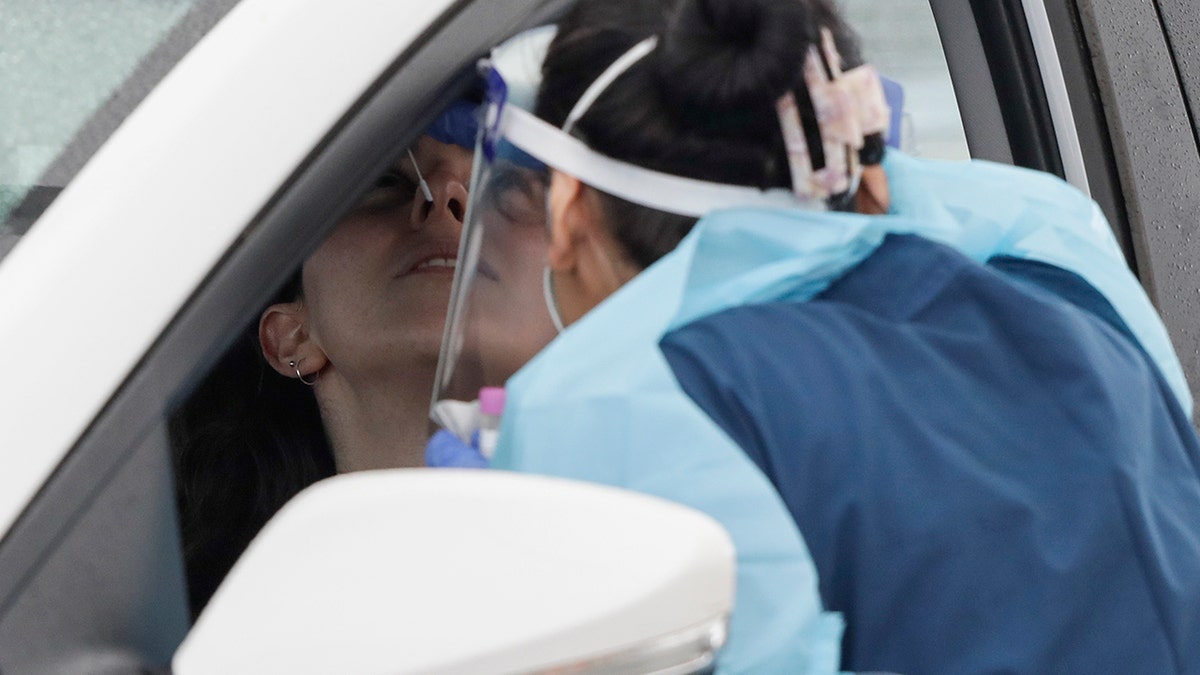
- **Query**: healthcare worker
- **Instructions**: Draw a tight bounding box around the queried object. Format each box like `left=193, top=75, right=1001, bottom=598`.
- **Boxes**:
left=428, top=0, right=1200, bottom=672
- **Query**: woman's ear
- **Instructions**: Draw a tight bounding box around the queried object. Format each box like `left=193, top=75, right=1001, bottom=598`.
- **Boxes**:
left=259, top=301, right=328, bottom=381
left=546, top=171, right=587, bottom=271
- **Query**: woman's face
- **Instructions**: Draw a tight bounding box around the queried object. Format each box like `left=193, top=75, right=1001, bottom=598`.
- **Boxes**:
left=300, top=135, right=474, bottom=381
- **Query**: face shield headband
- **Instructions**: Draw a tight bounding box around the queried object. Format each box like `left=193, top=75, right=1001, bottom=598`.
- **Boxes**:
left=480, top=26, right=890, bottom=217
left=478, top=41, right=825, bottom=218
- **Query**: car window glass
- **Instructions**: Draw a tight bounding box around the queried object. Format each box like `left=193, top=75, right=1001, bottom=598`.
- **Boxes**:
left=839, top=0, right=970, bottom=160
left=0, top=0, right=238, bottom=263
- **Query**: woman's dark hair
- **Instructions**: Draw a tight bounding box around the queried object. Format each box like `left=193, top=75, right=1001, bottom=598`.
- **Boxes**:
left=535, top=0, right=868, bottom=268
left=169, top=274, right=335, bottom=619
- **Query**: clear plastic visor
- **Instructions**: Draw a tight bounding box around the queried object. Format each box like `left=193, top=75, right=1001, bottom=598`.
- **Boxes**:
left=432, top=123, right=557, bottom=407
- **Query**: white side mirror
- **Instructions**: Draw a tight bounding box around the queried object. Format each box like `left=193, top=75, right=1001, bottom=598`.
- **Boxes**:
left=173, top=470, right=734, bottom=674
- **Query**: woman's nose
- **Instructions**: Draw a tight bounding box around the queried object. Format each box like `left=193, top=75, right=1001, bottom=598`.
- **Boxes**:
left=411, top=171, right=469, bottom=230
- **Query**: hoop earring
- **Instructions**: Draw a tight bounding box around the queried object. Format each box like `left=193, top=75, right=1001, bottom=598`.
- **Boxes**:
left=289, top=360, right=318, bottom=386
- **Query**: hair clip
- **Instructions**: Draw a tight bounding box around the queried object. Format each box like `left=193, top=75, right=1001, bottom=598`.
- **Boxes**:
left=776, top=27, right=891, bottom=202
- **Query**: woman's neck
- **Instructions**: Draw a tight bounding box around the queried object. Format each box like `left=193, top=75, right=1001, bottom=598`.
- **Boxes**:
left=313, top=365, right=436, bottom=472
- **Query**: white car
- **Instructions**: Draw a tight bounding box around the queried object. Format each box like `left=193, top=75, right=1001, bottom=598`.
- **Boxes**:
left=2, top=0, right=1198, bottom=672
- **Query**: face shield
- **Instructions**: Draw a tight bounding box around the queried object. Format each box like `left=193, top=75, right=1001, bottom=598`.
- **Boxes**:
left=431, top=26, right=889, bottom=409
left=431, top=125, right=556, bottom=405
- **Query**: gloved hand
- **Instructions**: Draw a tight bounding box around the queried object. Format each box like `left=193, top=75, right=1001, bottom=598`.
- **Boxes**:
left=425, top=429, right=490, bottom=468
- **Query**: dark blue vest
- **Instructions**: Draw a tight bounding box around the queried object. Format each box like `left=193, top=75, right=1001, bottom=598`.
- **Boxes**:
left=661, top=233, right=1200, bottom=674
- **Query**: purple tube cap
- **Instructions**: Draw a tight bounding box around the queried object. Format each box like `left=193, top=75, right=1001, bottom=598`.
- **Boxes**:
left=479, top=386, right=506, bottom=416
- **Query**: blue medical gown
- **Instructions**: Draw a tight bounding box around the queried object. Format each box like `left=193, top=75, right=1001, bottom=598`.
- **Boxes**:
left=663, top=234, right=1200, bottom=673
left=492, top=151, right=1197, bottom=672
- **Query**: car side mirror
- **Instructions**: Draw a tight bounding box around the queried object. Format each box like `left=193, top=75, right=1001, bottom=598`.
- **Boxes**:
left=172, top=470, right=733, bottom=674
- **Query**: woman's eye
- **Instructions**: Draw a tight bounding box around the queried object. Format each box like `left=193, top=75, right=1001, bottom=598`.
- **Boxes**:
left=356, top=170, right=418, bottom=209
left=376, top=170, right=417, bottom=191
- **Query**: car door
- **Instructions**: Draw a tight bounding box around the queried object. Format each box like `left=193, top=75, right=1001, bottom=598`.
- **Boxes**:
left=0, top=0, right=567, bottom=671
left=1000, top=0, right=1200, bottom=413
left=1059, top=0, right=1200, bottom=415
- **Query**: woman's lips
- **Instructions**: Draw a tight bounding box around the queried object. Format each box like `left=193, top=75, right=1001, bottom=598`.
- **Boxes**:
left=407, top=256, right=457, bottom=274
left=395, top=240, right=460, bottom=278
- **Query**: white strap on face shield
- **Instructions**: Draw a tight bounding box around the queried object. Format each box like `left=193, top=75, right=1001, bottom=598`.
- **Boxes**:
left=502, top=104, right=821, bottom=218
left=488, top=29, right=823, bottom=217
left=563, top=37, right=660, bottom=134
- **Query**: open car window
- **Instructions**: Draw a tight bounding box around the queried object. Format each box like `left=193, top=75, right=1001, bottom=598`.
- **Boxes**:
left=841, top=0, right=970, bottom=160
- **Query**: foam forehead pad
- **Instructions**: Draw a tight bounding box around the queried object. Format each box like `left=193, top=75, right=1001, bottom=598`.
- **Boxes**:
left=426, top=100, right=480, bottom=150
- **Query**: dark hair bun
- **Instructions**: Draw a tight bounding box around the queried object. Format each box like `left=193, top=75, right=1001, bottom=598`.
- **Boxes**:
left=659, top=0, right=812, bottom=119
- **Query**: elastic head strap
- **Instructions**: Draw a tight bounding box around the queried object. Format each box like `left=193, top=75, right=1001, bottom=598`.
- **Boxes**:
left=503, top=104, right=816, bottom=217
left=563, top=36, right=660, bottom=134
left=492, top=28, right=840, bottom=217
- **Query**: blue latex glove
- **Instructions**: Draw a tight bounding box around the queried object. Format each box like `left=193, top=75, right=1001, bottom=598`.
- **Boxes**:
left=425, top=429, right=490, bottom=468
